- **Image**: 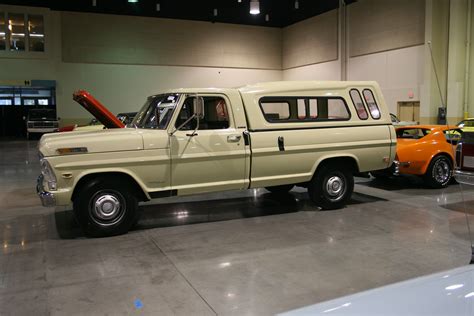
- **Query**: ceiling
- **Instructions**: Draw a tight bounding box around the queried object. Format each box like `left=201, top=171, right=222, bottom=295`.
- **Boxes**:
left=0, top=0, right=356, bottom=28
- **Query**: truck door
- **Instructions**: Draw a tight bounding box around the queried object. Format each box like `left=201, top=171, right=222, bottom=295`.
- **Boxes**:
left=170, top=95, right=247, bottom=195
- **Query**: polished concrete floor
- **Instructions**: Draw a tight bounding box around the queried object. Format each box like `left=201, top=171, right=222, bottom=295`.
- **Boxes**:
left=1, top=140, right=474, bottom=315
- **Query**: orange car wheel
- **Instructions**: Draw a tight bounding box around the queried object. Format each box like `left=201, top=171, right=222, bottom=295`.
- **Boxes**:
left=423, top=155, right=452, bottom=189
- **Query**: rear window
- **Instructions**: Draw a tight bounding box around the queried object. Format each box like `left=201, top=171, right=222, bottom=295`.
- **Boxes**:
left=259, top=97, right=350, bottom=122
left=396, top=128, right=431, bottom=139
left=362, top=89, right=381, bottom=119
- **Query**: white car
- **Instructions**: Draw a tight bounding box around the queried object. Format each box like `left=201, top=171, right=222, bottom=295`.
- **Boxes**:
left=26, top=108, right=59, bottom=139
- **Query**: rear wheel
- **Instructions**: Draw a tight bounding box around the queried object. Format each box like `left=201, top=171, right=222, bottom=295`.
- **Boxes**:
left=308, top=164, right=354, bottom=210
left=73, top=178, right=138, bottom=237
left=423, top=155, right=452, bottom=188
left=265, top=184, right=294, bottom=194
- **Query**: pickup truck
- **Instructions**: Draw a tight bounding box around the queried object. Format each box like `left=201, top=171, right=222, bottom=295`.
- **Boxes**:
left=37, top=81, right=396, bottom=236
left=455, top=131, right=474, bottom=185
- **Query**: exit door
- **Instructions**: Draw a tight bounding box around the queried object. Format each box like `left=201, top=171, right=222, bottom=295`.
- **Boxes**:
left=397, top=101, right=420, bottom=123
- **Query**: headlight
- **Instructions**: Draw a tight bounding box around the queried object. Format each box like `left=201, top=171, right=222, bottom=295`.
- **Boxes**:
left=40, top=158, right=57, bottom=191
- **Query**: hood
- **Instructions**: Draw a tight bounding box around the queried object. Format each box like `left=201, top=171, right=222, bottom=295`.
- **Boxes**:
left=39, top=128, right=170, bottom=157
left=39, top=128, right=145, bottom=157
left=72, top=90, right=125, bottom=129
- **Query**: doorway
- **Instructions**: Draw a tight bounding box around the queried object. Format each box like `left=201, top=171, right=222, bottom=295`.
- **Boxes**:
left=0, top=86, right=56, bottom=138
left=397, top=101, right=420, bottom=123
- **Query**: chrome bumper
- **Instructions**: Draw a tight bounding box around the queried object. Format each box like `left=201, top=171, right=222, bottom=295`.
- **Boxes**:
left=393, top=160, right=400, bottom=175
left=36, top=175, right=56, bottom=207
left=454, top=169, right=474, bottom=186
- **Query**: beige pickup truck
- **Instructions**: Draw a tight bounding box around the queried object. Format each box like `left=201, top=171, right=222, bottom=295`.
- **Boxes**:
left=37, top=81, right=396, bottom=236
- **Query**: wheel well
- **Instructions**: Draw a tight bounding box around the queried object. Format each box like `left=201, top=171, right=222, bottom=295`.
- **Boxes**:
left=425, top=153, right=453, bottom=172
left=315, top=157, right=359, bottom=175
left=71, top=172, right=148, bottom=202
left=432, top=153, right=453, bottom=164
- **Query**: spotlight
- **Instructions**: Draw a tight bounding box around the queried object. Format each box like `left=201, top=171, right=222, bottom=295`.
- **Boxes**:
left=250, top=0, right=260, bottom=15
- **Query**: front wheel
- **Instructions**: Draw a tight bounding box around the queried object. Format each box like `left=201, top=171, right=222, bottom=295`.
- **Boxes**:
left=423, top=155, right=452, bottom=188
left=308, top=164, right=354, bottom=210
left=73, top=178, right=138, bottom=237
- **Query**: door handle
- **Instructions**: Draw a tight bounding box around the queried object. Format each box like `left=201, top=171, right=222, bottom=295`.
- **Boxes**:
left=227, top=135, right=241, bottom=143
left=278, top=136, right=285, bottom=151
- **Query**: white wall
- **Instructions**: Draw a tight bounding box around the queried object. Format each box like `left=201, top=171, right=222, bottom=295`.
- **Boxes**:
left=56, top=63, right=281, bottom=120
left=348, top=45, right=425, bottom=113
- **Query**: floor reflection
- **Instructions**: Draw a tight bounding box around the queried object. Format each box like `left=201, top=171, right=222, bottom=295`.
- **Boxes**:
left=53, top=188, right=389, bottom=239
left=360, top=175, right=459, bottom=191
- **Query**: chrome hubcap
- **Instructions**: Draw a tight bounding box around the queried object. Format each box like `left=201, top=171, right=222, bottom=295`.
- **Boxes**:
left=326, top=175, right=345, bottom=200
left=90, top=191, right=125, bottom=227
left=433, top=159, right=450, bottom=184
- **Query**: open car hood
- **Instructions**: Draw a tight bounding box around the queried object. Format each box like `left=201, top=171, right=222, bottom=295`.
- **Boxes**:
left=72, top=90, right=125, bottom=129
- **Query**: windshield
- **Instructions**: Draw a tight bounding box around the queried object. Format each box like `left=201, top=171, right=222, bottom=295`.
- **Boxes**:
left=28, top=109, right=56, bottom=120
left=132, top=94, right=180, bottom=129
left=458, top=119, right=474, bottom=128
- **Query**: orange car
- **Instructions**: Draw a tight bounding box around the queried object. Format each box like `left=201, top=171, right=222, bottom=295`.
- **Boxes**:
left=373, top=125, right=462, bottom=188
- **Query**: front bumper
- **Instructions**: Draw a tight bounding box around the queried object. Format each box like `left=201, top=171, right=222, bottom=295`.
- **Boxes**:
left=36, top=175, right=56, bottom=207
left=454, top=169, right=474, bottom=186
left=28, top=128, right=58, bottom=133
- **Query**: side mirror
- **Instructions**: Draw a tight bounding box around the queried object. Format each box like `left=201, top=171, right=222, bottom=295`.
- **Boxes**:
left=193, top=97, right=204, bottom=119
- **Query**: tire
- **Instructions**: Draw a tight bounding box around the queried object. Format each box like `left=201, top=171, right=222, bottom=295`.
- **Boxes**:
left=265, top=184, right=294, bottom=194
left=423, top=155, right=452, bottom=189
left=73, top=177, right=139, bottom=237
left=308, top=164, right=354, bottom=210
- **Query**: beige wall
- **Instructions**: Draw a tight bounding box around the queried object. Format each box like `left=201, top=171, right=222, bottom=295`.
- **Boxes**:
left=348, top=0, right=425, bottom=57
left=61, top=12, right=282, bottom=70
left=348, top=45, right=424, bottom=114
left=0, top=7, right=282, bottom=124
left=282, top=60, right=341, bottom=81
left=282, top=10, right=338, bottom=69
left=420, top=0, right=450, bottom=124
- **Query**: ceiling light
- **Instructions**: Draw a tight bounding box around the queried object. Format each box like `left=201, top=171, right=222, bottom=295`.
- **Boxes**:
left=156, top=3, right=160, bottom=11
left=238, top=0, right=242, bottom=2
left=295, top=0, right=299, bottom=9
left=128, top=0, right=139, bottom=3
left=250, top=0, right=260, bottom=15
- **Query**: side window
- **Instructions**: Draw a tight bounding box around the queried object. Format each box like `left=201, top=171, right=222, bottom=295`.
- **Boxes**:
left=349, top=89, right=368, bottom=120
left=327, top=99, right=350, bottom=119
left=297, top=99, right=306, bottom=119
left=175, top=96, right=230, bottom=130
left=309, top=99, right=318, bottom=118
left=260, top=101, right=290, bottom=121
left=363, top=89, right=381, bottom=119
left=259, top=97, right=350, bottom=122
